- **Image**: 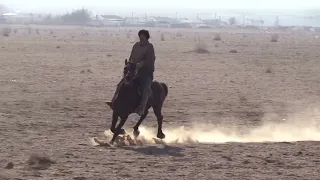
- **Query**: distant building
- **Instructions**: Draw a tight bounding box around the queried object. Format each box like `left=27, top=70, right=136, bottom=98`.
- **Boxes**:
left=153, top=16, right=178, bottom=28
left=202, top=19, right=228, bottom=27
left=180, top=19, right=203, bottom=28
left=97, top=15, right=125, bottom=27
left=2, top=12, right=34, bottom=24
left=170, top=23, right=192, bottom=28
left=123, top=16, right=155, bottom=27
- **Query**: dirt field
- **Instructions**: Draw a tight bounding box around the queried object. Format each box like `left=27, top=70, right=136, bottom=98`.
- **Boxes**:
left=1, top=25, right=320, bottom=180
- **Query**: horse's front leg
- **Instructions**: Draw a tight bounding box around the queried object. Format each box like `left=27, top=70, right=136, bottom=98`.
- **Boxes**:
left=110, top=116, right=128, bottom=144
left=110, top=111, right=118, bottom=133
left=110, top=111, right=126, bottom=135
left=133, top=110, right=149, bottom=138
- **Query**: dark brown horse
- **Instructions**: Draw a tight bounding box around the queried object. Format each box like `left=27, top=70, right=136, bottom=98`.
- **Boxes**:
left=106, top=59, right=168, bottom=145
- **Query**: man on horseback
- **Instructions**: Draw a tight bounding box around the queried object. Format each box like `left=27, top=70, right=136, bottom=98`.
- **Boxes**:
left=107, top=29, right=155, bottom=116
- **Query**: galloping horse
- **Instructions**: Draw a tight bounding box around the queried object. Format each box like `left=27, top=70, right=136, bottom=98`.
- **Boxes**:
left=106, top=59, right=168, bottom=144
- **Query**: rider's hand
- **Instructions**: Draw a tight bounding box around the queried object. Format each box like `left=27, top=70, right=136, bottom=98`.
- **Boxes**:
left=136, top=61, right=144, bottom=69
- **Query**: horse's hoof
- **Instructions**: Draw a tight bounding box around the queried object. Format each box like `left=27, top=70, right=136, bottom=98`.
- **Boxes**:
left=110, top=128, right=115, bottom=133
left=110, top=128, right=125, bottom=134
left=119, top=128, right=126, bottom=135
left=108, top=141, right=115, bottom=146
left=157, top=133, right=166, bottom=139
left=133, top=130, right=140, bottom=138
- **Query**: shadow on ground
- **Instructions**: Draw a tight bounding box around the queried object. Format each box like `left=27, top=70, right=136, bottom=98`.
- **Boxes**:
left=119, top=145, right=185, bottom=157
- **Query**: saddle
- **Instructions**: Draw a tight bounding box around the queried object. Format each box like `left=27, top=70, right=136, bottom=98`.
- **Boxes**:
left=134, top=78, right=142, bottom=96
left=106, top=76, right=153, bottom=109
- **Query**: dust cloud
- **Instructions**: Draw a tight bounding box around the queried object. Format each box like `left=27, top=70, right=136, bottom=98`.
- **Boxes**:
left=92, top=108, right=320, bottom=145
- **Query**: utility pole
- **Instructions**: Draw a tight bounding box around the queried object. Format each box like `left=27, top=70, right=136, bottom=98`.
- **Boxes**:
left=132, top=12, right=133, bottom=23
left=242, top=12, right=245, bottom=26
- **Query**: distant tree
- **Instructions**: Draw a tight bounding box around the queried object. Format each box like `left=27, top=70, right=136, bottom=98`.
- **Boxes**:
left=61, top=8, right=91, bottom=24
left=41, top=14, right=63, bottom=25
left=0, top=4, right=9, bottom=13
left=228, top=17, right=236, bottom=25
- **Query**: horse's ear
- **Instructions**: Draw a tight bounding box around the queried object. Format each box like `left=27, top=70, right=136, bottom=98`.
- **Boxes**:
left=125, top=59, right=128, bottom=65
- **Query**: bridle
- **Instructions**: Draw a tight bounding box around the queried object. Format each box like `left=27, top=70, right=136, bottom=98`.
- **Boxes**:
left=123, top=62, right=139, bottom=83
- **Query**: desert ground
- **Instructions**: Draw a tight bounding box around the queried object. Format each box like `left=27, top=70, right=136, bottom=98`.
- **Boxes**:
left=1, top=24, right=320, bottom=180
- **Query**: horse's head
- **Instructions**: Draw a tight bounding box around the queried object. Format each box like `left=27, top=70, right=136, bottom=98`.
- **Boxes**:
left=122, top=59, right=137, bottom=84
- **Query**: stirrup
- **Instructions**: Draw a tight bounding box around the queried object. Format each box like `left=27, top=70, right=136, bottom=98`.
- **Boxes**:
left=106, top=101, right=113, bottom=109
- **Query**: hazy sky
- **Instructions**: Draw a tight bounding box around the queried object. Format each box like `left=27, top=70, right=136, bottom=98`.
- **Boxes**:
left=3, top=0, right=320, bottom=10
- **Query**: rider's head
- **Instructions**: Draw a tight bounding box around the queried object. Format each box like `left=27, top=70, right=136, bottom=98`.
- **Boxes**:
left=138, top=29, right=150, bottom=44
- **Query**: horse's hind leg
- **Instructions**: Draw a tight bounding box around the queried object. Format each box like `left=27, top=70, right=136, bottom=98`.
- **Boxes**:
left=133, top=110, right=149, bottom=138
left=153, top=104, right=165, bottom=139
left=110, top=116, right=128, bottom=144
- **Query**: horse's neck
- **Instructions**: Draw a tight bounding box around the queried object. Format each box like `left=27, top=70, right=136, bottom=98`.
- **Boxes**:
left=113, top=83, right=139, bottom=111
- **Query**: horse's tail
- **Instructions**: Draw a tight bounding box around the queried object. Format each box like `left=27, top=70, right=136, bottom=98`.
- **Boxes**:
left=160, top=82, right=168, bottom=97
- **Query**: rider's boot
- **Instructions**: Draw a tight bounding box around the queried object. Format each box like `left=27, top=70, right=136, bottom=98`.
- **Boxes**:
left=106, top=101, right=113, bottom=108
left=106, top=84, right=121, bottom=110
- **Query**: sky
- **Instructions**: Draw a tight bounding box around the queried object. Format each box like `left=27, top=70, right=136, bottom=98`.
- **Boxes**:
left=3, top=0, right=320, bottom=10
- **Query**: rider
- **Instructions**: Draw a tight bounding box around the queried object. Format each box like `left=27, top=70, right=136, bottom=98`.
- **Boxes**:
left=107, top=29, right=155, bottom=116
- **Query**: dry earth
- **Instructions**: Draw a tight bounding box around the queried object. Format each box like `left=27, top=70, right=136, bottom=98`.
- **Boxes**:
left=1, top=25, right=320, bottom=180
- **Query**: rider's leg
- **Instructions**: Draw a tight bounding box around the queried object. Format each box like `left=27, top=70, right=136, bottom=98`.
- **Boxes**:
left=135, top=75, right=152, bottom=116
left=106, top=81, right=122, bottom=109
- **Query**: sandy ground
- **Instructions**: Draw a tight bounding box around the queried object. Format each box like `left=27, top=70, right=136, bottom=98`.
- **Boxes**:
left=1, top=25, right=320, bottom=180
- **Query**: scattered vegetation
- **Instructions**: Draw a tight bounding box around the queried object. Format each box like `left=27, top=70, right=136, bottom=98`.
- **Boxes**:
left=160, top=33, right=165, bottom=41
left=271, top=34, right=279, bottom=42
left=239, top=95, right=248, bottom=103
left=194, top=33, right=199, bottom=42
left=4, top=162, right=14, bottom=169
left=176, top=32, right=183, bottom=37
left=266, top=68, right=272, bottom=73
left=27, top=27, right=32, bottom=34
left=213, top=33, right=221, bottom=41
left=27, top=154, right=55, bottom=170
left=229, top=49, right=238, bottom=53
left=126, top=32, right=131, bottom=38
left=194, top=38, right=210, bottom=54
left=1, top=27, right=12, bottom=37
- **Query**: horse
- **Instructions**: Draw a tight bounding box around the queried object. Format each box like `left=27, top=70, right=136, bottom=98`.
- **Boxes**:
left=106, top=59, right=168, bottom=145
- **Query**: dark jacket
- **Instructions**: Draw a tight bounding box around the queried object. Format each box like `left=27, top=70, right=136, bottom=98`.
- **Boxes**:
left=129, top=42, right=155, bottom=74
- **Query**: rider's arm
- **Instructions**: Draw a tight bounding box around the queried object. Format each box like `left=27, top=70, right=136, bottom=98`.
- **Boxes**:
left=144, top=43, right=155, bottom=66
left=128, top=43, right=138, bottom=62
